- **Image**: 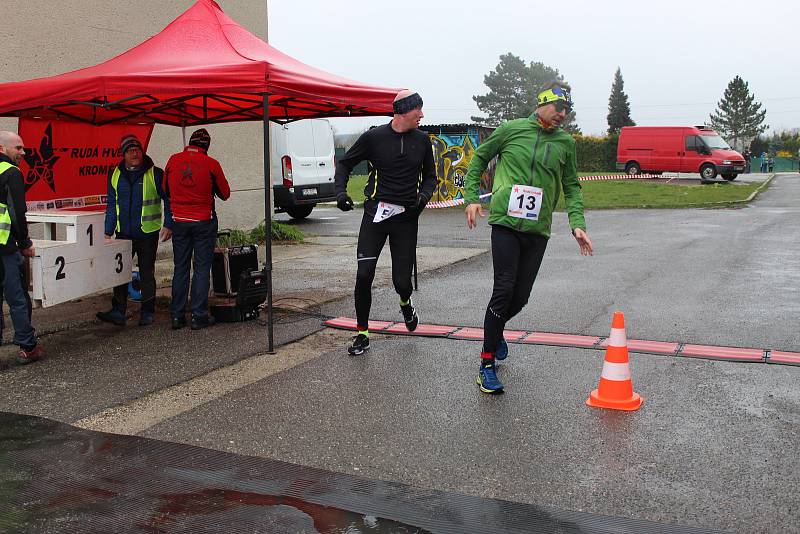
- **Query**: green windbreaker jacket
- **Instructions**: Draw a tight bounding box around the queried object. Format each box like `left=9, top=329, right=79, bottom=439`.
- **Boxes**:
left=463, top=113, right=586, bottom=237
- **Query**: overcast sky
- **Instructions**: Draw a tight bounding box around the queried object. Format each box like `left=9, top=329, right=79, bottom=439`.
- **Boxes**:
left=268, top=0, right=799, bottom=137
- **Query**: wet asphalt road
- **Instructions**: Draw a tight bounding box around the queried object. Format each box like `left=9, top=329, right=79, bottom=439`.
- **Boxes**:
left=1, top=172, right=796, bottom=533
left=144, top=174, right=799, bottom=533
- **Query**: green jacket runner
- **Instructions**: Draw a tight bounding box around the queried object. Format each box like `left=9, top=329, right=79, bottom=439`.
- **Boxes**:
left=463, top=113, right=586, bottom=237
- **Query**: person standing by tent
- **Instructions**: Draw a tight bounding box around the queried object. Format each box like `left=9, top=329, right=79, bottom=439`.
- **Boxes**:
left=334, top=89, right=436, bottom=355
left=464, top=81, right=593, bottom=394
left=97, top=135, right=173, bottom=327
left=0, top=130, right=44, bottom=364
left=163, top=128, right=230, bottom=330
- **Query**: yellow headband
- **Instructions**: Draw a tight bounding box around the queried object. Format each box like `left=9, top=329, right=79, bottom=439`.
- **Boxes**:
left=537, top=87, right=573, bottom=108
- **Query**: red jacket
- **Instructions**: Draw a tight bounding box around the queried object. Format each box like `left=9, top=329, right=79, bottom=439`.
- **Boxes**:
left=164, top=146, right=231, bottom=222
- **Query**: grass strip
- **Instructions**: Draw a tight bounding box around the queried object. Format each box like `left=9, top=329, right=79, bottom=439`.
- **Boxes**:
left=345, top=174, right=765, bottom=209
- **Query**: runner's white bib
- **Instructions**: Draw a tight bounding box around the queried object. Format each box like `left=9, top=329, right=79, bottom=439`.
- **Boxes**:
left=373, top=201, right=405, bottom=223
left=507, top=184, right=543, bottom=220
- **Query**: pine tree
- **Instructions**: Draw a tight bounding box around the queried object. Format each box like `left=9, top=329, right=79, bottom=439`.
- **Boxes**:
left=472, top=53, right=580, bottom=132
left=472, top=53, right=534, bottom=125
left=709, top=76, right=767, bottom=151
left=606, top=67, right=635, bottom=135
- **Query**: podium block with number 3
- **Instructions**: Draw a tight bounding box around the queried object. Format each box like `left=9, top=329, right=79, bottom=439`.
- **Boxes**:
left=28, top=210, right=133, bottom=308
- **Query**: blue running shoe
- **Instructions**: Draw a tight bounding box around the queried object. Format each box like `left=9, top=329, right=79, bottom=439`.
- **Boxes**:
left=476, top=364, right=504, bottom=394
left=495, top=338, right=509, bottom=360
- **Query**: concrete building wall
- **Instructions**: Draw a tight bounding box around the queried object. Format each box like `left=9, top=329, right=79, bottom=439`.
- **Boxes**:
left=1, top=1, right=269, bottom=230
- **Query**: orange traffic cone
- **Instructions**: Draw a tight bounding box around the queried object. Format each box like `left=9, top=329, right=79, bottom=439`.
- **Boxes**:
left=586, top=311, right=643, bottom=411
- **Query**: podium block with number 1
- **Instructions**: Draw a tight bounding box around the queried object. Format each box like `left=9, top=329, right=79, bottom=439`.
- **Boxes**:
left=28, top=210, right=133, bottom=308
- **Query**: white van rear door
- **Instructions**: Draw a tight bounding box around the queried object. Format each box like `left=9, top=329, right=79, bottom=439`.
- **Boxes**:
left=269, top=122, right=287, bottom=187
left=285, top=120, right=319, bottom=188
left=311, top=119, right=335, bottom=184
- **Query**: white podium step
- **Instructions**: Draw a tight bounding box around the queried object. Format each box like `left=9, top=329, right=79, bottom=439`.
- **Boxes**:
left=28, top=209, right=133, bottom=308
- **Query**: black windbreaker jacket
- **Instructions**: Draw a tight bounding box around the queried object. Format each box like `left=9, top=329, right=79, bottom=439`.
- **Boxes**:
left=334, top=123, right=436, bottom=219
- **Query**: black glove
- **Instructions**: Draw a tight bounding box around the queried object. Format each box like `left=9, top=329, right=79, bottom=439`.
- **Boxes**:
left=415, top=193, right=429, bottom=212
left=336, top=193, right=354, bottom=212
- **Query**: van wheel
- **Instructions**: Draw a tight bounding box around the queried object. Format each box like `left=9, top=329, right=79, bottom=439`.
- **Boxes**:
left=625, top=162, right=641, bottom=175
left=721, top=173, right=737, bottom=181
left=286, top=205, right=314, bottom=219
left=700, top=164, right=717, bottom=182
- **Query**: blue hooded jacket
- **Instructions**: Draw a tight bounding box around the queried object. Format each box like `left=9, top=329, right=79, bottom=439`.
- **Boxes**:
left=104, top=155, right=173, bottom=239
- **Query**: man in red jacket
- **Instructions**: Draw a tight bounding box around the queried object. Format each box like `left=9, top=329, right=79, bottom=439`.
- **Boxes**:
left=163, top=128, right=231, bottom=330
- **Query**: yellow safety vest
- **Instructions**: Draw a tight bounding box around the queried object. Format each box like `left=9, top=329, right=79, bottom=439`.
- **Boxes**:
left=0, top=161, right=16, bottom=245
left=110, top=166, right=162, bottom=234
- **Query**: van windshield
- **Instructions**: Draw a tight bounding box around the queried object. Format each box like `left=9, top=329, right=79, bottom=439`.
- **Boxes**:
left=699, top=135, right=731, bottom=150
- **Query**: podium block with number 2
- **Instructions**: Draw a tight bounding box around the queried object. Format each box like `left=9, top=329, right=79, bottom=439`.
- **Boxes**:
left=28, top=210, right=133, bottom=308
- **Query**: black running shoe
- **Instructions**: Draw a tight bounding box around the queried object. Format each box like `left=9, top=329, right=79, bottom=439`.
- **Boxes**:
left=400, top=299, right=418, bottom=332
left=191, top=315, right=216, bottom=330
left=347, top=333, right=370, bottom=355
left=96, top=309, right=126, bottom=326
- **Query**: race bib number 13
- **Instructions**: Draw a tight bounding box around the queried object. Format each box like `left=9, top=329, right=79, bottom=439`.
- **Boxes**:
left=507, top=184, right=543, bottom=220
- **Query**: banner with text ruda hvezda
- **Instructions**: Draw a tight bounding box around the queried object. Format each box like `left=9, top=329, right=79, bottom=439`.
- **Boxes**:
left=18, top=118, right=153, bottom=211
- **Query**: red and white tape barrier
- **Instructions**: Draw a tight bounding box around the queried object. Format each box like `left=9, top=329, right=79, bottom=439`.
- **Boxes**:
left=425, top=173, right=663, bottom=209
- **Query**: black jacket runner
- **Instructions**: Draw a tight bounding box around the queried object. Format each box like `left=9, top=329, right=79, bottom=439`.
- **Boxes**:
left=334, top=122, right=436, bottom=220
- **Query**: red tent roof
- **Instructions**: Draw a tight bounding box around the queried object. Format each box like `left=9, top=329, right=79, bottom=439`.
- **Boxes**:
left=0, top=0, right=398, bottom=126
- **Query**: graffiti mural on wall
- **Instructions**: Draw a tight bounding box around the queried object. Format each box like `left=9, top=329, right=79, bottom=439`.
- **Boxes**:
left=425, top=125, right=496, bottom=203
left=430, top=133, right=475, bottom=202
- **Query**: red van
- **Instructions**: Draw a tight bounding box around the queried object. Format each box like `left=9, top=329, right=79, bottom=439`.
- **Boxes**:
left=616, top=126, right=746, bottom=181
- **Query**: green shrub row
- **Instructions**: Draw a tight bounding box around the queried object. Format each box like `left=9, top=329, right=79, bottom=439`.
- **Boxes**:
left=573, top=134, right=619, bottom=173
left=217, top=221, right=304, bottom=246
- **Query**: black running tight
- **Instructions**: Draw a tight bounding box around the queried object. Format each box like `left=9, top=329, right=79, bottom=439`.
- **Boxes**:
left=483, top=224, right=548, bottom=353
left=354, top=213, right=418, bottom=330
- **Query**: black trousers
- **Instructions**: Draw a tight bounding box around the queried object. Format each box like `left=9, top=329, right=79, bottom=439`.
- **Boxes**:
left=354, top=213, right=418, bottom=330
left=112, top=233, right=159, bottom=314
left=483, top=224, right=548, bottom=353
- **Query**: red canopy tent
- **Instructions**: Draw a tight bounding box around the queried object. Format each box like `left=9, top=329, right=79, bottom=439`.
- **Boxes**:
left=0, top=0, right=398, bottom=125
left=0, top=0, right=400, bottom=351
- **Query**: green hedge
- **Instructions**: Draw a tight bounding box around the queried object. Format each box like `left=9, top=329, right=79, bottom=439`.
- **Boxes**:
left=573, top=134, right=619, bottom=173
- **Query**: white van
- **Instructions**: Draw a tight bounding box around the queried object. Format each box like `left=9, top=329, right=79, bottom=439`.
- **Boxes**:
left=271, top=119, right=336, bottom=219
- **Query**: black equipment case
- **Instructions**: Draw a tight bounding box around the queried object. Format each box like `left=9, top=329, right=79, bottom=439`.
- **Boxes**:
left=210, top=268, right=269, bottom=323
left=212, top=244, right=259, bottom=296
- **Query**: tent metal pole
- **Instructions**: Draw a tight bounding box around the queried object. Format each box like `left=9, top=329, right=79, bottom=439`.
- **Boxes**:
left=262, top=93, right=275, bottom=354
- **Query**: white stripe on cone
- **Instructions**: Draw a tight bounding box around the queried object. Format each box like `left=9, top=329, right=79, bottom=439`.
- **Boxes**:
left=600, top=361, right=632, bottom=381
left=607, top=327, right=627, bottom=347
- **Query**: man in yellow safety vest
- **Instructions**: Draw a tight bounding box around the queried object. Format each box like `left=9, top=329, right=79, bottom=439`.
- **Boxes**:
left=0, top=130, right=43, bottom=365
left=97, top=134, right=173, bottom=327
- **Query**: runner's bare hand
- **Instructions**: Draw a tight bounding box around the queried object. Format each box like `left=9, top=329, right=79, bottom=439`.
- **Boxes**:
left=465, top=203, right=486, bottom=229
left=573, top=228, right=593, bottom=256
